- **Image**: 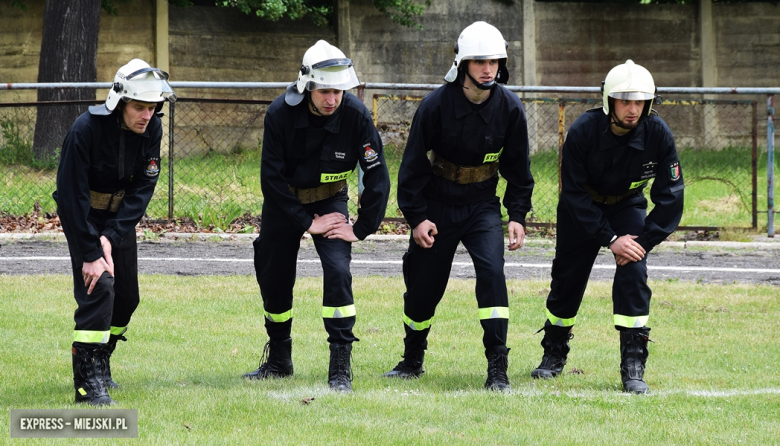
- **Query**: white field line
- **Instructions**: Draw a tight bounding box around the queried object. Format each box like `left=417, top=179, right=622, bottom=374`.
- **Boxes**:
left=1, top=256, right=779, bottom=274
left=261, top=386, right=780, bottom=401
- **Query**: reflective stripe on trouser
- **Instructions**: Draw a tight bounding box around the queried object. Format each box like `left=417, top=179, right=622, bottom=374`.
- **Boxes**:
left=546, top=308, right=576, bottom=327
left=322, top=305, right=356, bottom=318
left=403, top=313, right=433, bottom=331
left=73, top=330, right=110, bottom=344
left=110, top=326, right=127, bottom=336
left=401, top=198, right=509, bottom=349
left=546, top=198, right=652, bottom=325
left=255, top=191, right=357, bottom=344
left=614, top=314, right=649, bottom=328
left=265, top=309, right=293, bottom=323
left=479, top=307, right=509, bottom=320
left=66, top=222, right=140, bottom=335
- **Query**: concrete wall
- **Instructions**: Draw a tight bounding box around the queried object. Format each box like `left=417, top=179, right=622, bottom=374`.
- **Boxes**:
left=714, top=3, right=780, bottom=87
left=346, top=0, right=523, bottom=85
left=3, top=1, right=780, bottom=89
left=536, top=3, right=699, bottom=88
left=168, top=2, right=334, bottom=99
left=0, top=0, right=156, bottom=102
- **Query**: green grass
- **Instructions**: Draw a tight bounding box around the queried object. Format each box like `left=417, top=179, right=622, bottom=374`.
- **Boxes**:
left=0, top=275, right=778, bottom=444
left=1, top=145, right=776, bottom=231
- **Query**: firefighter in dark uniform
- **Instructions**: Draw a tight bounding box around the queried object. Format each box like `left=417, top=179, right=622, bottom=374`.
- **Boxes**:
left=382, top=22, right=534, bottom=391
left=530, top=60, right=684, bottom=394
left=54, top=59, right=175, bottom=406
left=243, top=40, right=390, bottom=392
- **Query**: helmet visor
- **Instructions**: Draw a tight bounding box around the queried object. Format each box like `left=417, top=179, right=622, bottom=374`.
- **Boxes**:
left=461, top=54, right=506, bottom=61
left=305, top=66, right=360, bottom=92
left=312, top=58, right=353, bottom=70
left=609, top=91, right=654, bottom=101
left=121, top=67, right=176, bottom=103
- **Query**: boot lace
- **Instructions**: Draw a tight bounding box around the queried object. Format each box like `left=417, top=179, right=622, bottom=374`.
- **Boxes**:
left=487, top=353, right=509, bottom=385
left=332, top=346, right=353, bottom=385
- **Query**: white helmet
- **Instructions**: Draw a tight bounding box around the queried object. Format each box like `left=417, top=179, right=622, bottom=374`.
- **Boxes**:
left=90, top=59, right=176, bottom=116
left=444, top=21, right=509, bottom=87
left=601, top=59, right=656, bottom=117
left=284, top=40, right=360, bottom=106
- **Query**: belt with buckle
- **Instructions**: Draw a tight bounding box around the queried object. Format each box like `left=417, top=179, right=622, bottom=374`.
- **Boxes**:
left=289, top=180, right=347, bottom=204
left=89, top=189, right=125, bottom=212
left=585, top=185, right=636, bottom=205
left=429, top=151, right=499, bottom=185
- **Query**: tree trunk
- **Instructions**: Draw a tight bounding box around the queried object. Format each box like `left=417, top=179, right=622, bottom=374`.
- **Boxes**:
left=33, top=0, right=101, bottom=162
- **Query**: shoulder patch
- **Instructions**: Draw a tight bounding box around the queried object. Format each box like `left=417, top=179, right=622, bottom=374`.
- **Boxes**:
left=145, top=157, right=161, bottom=177
left=363, top=143, right=378, bottom=163
left=668, top=161, right=681, bottom=181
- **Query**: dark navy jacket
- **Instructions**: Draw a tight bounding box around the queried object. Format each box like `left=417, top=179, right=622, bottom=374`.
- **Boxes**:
left=55, top=111, right=162, bottom=262
left=397, top=82, right=534, bottom=228
left=560, top=108, right=685, bottom=251
left=260, top=92, right=390, bottom=240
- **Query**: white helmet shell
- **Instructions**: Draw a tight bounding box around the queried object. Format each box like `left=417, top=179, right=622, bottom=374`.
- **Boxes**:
left=602, top=59, right=656, bottom=116
left=444, top=21, right=508, bottom=83
left=90, top=59, right=176, bottom=116
left=285, top=40, right=360, bottom=106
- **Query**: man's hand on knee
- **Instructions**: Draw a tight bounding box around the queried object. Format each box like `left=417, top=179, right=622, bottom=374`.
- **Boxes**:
left=82, top=258, right=112, bottom=295
left=609, top=235, right=646, bottom=265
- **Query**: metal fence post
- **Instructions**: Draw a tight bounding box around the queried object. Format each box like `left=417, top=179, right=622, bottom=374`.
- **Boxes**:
left=752, top=100, right=758, bottom=230
left=168, top=100, right=175, bottom=220
left=768, top=94, right=775, bottom=237
left=557, top=99, right=565, bottom=195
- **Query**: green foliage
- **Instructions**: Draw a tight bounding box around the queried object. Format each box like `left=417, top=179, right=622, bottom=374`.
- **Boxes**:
left=371, top=0, right=431, bottom=29
left=217, top=0, right=430, bottom=28
left=10, top=0, right=26, bottom=11
left=184, top=202, right=245, bottom=232
left=0, top=120, right=59, bottom=170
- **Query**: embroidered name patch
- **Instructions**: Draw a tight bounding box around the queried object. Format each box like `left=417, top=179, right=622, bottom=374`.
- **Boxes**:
left=640, top=161, right=657, bottom=180
left=668, top=161, right=681, bottom=181
left=145, top=158, right=160, bottom=177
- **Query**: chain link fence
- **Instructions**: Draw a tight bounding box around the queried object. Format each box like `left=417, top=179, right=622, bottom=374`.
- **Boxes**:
left=0, top=87, right=770, bottom=231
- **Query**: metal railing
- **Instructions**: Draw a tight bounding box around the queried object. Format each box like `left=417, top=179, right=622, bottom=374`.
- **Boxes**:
left=0, top=82, right=777, bottom=235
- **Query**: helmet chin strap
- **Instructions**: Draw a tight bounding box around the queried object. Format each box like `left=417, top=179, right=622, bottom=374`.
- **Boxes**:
left=465, top=70, right=495, bottom=91
left=610, top=115, right=634, bottom=130
left=306, top=91, right=324, bottom=117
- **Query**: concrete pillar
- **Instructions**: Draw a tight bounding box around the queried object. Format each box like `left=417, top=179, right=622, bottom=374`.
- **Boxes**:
left=700, top=0, right=719, bottom=149
left=155, top=0, right=169, bottom=72
left=522, top=0, right=537, bottom=88
left=522, top=0, right=539, bottom=155
left=337, top=0, right=353, bottom=59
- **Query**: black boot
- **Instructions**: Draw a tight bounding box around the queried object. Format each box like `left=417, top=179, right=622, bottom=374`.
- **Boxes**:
left=531, top=324, right=574, bottom=379
left=104, top=332, right=127, bottom=389
left=327, top=343, right=353, bottom=392
left=484, top=346, right=512, bottom=391
left=620, top=327, right=652, bottom=394
left=243, top=338, right=293, bottom=380
left=72, top=343, right=115, bottom=406
left=382, top=348, right=425, bottom=378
